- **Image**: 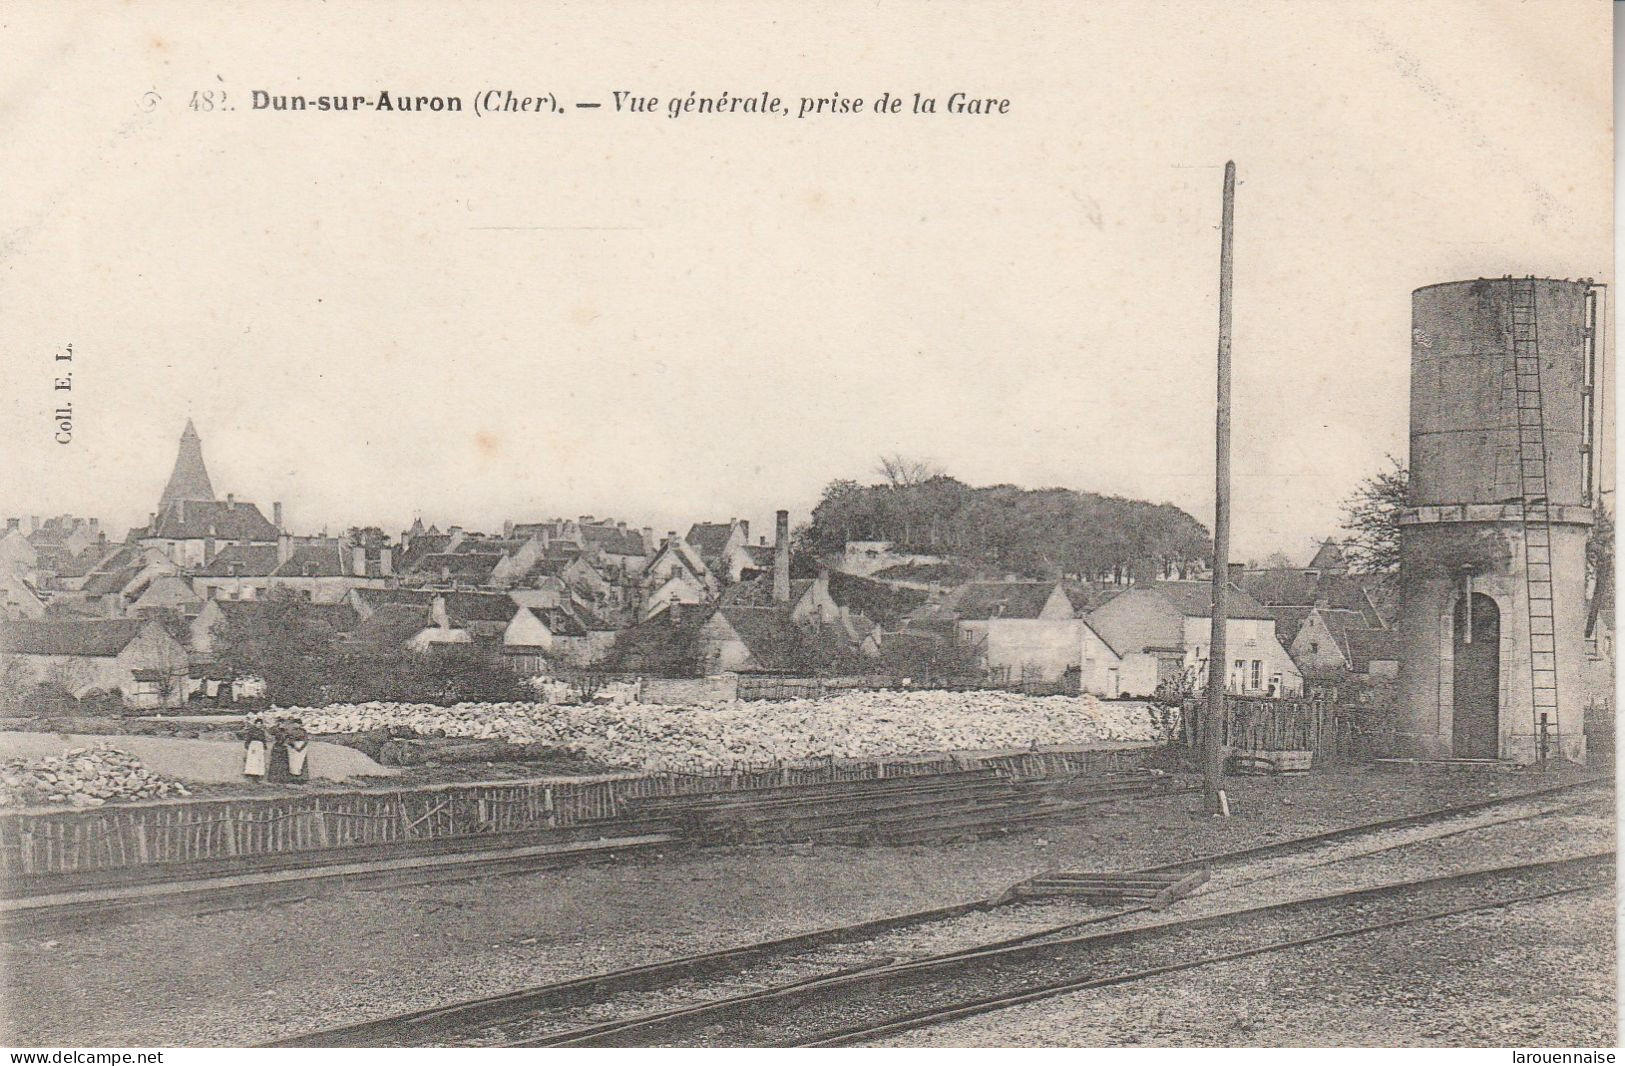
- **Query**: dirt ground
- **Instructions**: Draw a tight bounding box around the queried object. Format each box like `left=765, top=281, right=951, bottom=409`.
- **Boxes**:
left=0, top=764, right=1612, bottom=1047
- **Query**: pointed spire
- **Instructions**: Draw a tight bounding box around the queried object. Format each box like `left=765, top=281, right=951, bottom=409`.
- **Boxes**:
left=158, top=419, right=216, bottom=513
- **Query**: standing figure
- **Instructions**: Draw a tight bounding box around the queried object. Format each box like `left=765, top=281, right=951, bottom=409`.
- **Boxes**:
left=285, top=719, right=310, bottom=783
left=266, top=718, right=291, bottom=783
left=242, top=714, right=269, bottom=780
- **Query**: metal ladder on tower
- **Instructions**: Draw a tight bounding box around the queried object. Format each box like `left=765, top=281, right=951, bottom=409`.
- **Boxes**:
left=1508, top=276, right=1560, bottom=758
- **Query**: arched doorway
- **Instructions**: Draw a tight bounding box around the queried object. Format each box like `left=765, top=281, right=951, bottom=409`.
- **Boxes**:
left=1452, top=592, right=1501, bottom=759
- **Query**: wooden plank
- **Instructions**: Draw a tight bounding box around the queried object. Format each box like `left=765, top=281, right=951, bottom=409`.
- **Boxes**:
left=1150, top=867, right=1210, bottom=910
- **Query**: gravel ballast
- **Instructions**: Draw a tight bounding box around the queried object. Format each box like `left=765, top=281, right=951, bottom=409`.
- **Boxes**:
left=0, top=767, right=1610, bottom=1046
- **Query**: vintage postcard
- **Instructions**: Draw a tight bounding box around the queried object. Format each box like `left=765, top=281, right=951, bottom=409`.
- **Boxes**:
left=0, top=0, right=1614, bottom=1053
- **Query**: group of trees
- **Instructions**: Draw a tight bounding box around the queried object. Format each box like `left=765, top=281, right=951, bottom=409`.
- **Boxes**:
left=801, top=459, right=1212, bottom=583
left=212, top=590, right=529, bottom=705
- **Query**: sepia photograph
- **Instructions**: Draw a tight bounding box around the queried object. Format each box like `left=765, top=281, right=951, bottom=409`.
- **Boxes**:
left=0, top=0, right=1616, bottom=1054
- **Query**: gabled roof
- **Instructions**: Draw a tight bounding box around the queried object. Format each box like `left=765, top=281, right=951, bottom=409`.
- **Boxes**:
left=946, top=582, right=1069, bottom=621
left=1239, top=568, right=1385, bottom=625
left=197, top=543, right=280, bottom=577
left=397, top=534, right=454, bottom=571
left=272, top=543, right=351, bottom=578
left=825, top=571, right=930, bottom=628
left=685, top=521, right=743, bottom=571
left=582, top=523, right=647, bottom=556
left=720, top=575, right=814, bottom=609
left=526, top=604, right=588, bottom=637
left=1147, top=580, right=1274, bottom=620
left=408, top=552, right=503, bottom=583
left=1268, top=605, right=1314, bottom=648
left=0, top=618, right=151, bottom=657
left=1345, top=626, right=1400, bottom=671
left=353, top=588, right=517, bottom=624
left=80, top=565, right=144, bottom=596
left=147, top=499, right=279, bottom=542
left=1308, top=539, right=1349, bottom=571
left=715, top=605, right=803, bottom=671
left=1312, top=607, right=1372, bottom=663
left=207, top=598, right=359, bottom=632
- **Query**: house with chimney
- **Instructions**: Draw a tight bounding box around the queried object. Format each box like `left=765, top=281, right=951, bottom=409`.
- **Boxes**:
left=1083, top=580, right=1303, bottom=698
left=641, top=531, right=719, bottom=619
left=191, top=544, right=281, bottom=601
left=269, top=540, right=395, bottom=603
left=685, top=519, right=754, bottom=584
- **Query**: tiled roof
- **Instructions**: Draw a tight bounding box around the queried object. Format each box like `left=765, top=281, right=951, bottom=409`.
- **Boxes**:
left=947, top=582, right=1066, bottom=621
left=408, top=552, right=503, bottom=582
left=1315, top=607, right=1375, bottom=663
left=685, top=522, right=735, bottom=565
left=0, top=618, right=149, bottom=656
left=527, top=604, right=588, bottom=637
left=397, top=534, right=453, bottom=572
left=354, top=588, right=517, bottom=624
left=582, top=524, right=647, bottom=556
left=1268, top=605, right=1313, bottom=647
left=1308, top=539, right=1349, bottom=570
left=1345, top=626, right=1399, bottom=671
left=80, top=565, right=144, bottom=596
left=1148, top=581, right=1275, bottom=620
left=825, top=571, right=929, bottom=628
left=272, top=544, right=350, bottom=578
left=209, top=599, right=359, bottom=632
left=716, top=606, right=802, bottom=670
left=147, top=499, right=278, bottom=542
left=720, top=576, right=814, bottom=608
left=198, top=544, right=280, bottom=577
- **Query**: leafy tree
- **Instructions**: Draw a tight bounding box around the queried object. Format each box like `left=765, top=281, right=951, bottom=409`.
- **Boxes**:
left=212, top=588, right=350, bottom=705
left=1339, top=456, right=1408, bottom=574
left=803, top=465, right=1211, bottom=582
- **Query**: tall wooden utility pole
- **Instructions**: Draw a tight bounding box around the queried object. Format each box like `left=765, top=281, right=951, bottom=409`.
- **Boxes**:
left=1204, top=160, right=1236, bottom=815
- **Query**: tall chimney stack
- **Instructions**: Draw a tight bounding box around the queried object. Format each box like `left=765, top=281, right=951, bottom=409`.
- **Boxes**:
left=773, top=509, right=790, bottom=604
left=277, top=531, right=292, bottom=565
left=272, top=501, right=283, bottom=531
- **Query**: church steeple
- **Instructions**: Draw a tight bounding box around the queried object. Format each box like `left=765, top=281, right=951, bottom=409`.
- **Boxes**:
left=157, top=419, right=217, bottom=512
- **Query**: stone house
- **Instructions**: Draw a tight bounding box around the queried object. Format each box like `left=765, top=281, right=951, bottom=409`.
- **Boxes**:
left=0, top=617, right=190, bottom=707
left=269, top=542, right=395, bottom=603
left=685, top=519, right=753, bottom=584
left=941, top=581, right=1093, bottom=684
left=1083, top=580, right=1303, bottom=698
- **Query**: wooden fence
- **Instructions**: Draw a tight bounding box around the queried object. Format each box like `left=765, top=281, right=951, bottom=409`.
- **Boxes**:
left=0, top=744, right=1153, bottom=879
left=1179, top=696, right=1354, bottom=764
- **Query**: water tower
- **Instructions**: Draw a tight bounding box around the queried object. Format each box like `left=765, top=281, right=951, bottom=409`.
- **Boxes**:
left=1396, top=278, right=1603, bottom=762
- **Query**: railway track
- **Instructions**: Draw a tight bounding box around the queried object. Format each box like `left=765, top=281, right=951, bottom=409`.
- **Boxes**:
left=268, top=775, right=1611, bottom=1048
left=791, top=856, right=1613, bottom=1048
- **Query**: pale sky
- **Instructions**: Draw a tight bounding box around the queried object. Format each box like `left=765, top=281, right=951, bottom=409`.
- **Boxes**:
left=2, top=0, right=1613, bottom=561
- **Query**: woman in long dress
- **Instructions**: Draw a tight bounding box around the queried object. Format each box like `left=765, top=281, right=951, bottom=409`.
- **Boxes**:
left=266, top=720, right=291, bottom=783
left=285, top=719, right=310, bottom=784
left=242, top=715, right=268, bottom=780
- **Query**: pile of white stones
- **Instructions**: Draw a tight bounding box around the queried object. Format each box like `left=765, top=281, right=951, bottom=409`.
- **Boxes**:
left=0, top=745, right=191, bottom=808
